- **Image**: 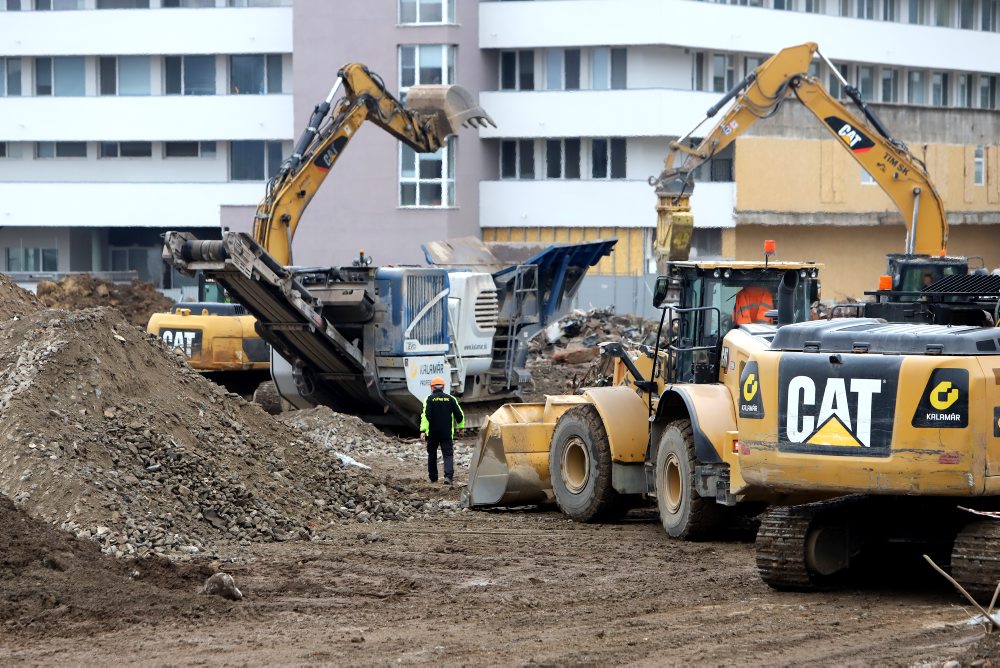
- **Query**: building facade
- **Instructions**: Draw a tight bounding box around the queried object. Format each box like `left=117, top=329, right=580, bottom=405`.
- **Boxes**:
left=0, top=0, right=293, bottom=294
left=1, top=0, right=998, bottom=310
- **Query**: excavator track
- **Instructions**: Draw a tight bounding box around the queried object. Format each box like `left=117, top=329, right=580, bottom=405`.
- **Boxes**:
left=755, top=505, right=817, bottom=591
left=950, top=520, right=1000, bottom=602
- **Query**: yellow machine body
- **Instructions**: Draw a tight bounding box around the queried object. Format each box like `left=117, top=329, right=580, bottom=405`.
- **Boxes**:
left=147, top=308, right=268, bottom=373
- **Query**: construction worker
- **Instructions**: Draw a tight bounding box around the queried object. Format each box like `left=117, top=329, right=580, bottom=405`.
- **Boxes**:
left=732, top=285, right=775, bottom=325
left=420, top=376, right=464, bottom=485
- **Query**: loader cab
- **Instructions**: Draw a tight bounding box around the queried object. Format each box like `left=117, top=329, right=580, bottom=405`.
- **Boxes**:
left=655, top=262, right=820, bottom=384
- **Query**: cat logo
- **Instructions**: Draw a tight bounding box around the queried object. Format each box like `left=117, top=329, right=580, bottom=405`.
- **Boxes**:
left=823, top=116, right=876, bottom=153
left=912, top=368, right=968, bottom=428
left=738, top=361, right=765, bottom=420
left=778, top=354, right=899, bottom=457
left=159, top=328, right=202, bottom=358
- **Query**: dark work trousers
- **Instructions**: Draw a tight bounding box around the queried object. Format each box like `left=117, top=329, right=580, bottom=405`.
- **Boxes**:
left=426, top=437, right=454, bottom=482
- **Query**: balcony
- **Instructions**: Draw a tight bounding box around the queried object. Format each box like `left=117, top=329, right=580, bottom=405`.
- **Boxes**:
left=0, top=6, right=292, bottom=57
left=480, top=0, right=1000, bottom=73
left=0, top=95, right=293, bottom=142
left=0, top=182, right=265, bottom=229
left=479, top=180, right=735, bottom=229
left=479, top=89, right=728, bottom=139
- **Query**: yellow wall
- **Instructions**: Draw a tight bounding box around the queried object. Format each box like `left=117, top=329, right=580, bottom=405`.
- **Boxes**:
left=483, top=226, right=646, bottom=276
left=736, top=137, right=1000, bottom=213
left=734, top=224, right=1000, bottom=301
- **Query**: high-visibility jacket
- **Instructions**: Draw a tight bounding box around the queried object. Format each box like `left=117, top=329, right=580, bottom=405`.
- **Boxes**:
left=420, top=389, right=465, bottom=440
left=733, top=287, right=775, bottom=325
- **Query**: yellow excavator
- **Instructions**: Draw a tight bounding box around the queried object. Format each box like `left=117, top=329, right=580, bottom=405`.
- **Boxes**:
left=464, top=42, right=1000, bottom=598
left=148, top=63, right=492, bottom=398
left=653, top=42, right=973, bottom=311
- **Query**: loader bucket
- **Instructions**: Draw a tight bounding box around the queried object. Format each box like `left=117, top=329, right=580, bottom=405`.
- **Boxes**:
left=406, top=84, right=496, bottom=136
left=463, top=397, right=588, bottom=508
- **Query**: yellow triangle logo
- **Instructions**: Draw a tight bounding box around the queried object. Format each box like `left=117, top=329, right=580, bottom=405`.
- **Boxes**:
left=805, top=415, right=864, bottom=448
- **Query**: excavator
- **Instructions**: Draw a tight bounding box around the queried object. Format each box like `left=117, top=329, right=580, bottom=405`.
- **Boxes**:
left=160, top=63, right=615, bottom=428
left=464, top=42, right=1000, bottom=599
left=654, top=43, right=995, bottom=326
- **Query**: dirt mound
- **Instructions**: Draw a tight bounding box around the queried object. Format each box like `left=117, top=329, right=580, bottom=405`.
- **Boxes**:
left=280, top=406, right=474, bottom=469
left=0, top=494, right=219, bottom=636
left=35, top=274, right=174, bottom=328
left=0, top=272, right=42, bottom=321
left=0, top=306, right=443, bottom=560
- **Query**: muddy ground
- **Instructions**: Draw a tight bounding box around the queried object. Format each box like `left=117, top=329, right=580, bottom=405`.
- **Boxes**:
left=2, top=449, right=995, bottom=666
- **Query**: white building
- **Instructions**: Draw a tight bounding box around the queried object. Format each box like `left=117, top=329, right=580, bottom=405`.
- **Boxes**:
left=0, top=0, right=292, bottom=292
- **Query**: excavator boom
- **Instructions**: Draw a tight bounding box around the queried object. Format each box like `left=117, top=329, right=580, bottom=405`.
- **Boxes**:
left=254, top=63, right=494, bottom=266
left=652, top=42, right=948, bottom=263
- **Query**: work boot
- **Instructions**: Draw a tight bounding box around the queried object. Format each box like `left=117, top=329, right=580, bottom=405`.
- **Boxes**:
left=443, top=478, right=452, bottom=486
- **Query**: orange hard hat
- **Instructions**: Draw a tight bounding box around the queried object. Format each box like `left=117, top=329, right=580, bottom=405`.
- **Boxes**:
left=430, top=376, right=446, bottom=388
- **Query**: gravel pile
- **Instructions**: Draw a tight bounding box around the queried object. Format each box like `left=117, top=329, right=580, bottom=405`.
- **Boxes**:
left=0, top=273, right=457, bottom=560
left=280, top=406, right=474, bottom=469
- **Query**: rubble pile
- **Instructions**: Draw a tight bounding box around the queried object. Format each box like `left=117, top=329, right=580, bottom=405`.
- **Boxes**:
left=35, top=273, right=174, bottom=328
left=0, top=273, right=454, bottom=560
left=280, top=406, right=475, bottom=469
left=525, top=307, right=659, bottom=399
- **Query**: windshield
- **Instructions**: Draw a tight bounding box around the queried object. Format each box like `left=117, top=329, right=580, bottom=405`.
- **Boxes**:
left=701, top=276, right=810, bottom=336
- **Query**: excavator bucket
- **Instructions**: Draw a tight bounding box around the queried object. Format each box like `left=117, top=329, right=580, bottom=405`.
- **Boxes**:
left=462, top=397, right=587, bottom=508
left=406, top=84, right=496, bottom=136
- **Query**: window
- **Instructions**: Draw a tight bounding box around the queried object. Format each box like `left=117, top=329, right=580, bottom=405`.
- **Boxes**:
left=590, top=47, right=626, bottom=90
left=99, top=142, right=152, bottom=158
left=499, top=50, right=534, bottom=91
left=828, top=62, right=849, bottom=98
left=773, top=0, right=792, bottom=10
left=229, top=54, right=282, bottom=94
left=857, top=0, right=874, bottom=18
left=165, top=141, right=216, bottom=157
left=35, top=0, right=82, bottom=8
left=979, top=74, right=997, bottom=108
left=500, top=139, right=534, bottom=180
left=544, top=139, right=581, bottom=179
left=744, top=56, right=763, bottom=79
left=881, top=0, right=897, bottom=20
left=984, top=0, right=998, bottom=30
left=36, top=141, right=86, bottom=158
left=544, top=49, right=581, bottom=90
left=711, top=54, right=735, bottom=93
left=400, top=138, right=455, bottom=206
left=99, top=56, right=150, bottom=96
left=957, top=73, right=973, bottom=107
left=693, top=52, right=706, bottom=91
left=6, top=0, right=22, bottom=9
left=6, top=248, right=57, bottom=272
left=165, top=55, right=216, bottom=95
left=400, top=44, right=455, bottom=92
left=933, top=0, right=950, bottom=25
left=931, top=71, right=949, bottom=105
left=162, top=0, right=215, bottom=6
left=96, top=0, right=149, bottom=7
left=35, top=57, right=84, bottom=96
left=858, top=65, right=875, bottom=99
left=974, top=146, right=985, bottom=185
left=861, top=166, right=876, bottom=184
left=804, top=0, right=824, bottom=12
left=959, top=0, right=975, bottom=27
left=692, top=142, right=734, bottom=182
left=907, top=70, right=926, bottom=103
left=229, top=140, right=283, bottom=181
left=1, top=58, right=21, bottom=96
left=907, top=0, right=926, bottom=23
left=0, top=142, right=6, bottom=158
left=399, top=0, right=455, bottom=23
left=591, top=138, right=626, bottom=179
left=881, top=68, right=898, bottom=102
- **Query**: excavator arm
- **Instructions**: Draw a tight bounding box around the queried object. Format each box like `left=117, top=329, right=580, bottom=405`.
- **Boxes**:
left=253, top=62, right=494, bottom=266
left=652, top=42, right=947, bottom=262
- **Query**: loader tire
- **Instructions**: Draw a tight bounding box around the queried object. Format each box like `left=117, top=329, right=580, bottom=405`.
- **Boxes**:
left=655, top=419, right=723, bottom=540
left=548, top=404, right=618, bottom=522
left=252, top=381, right=283, bottom=415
